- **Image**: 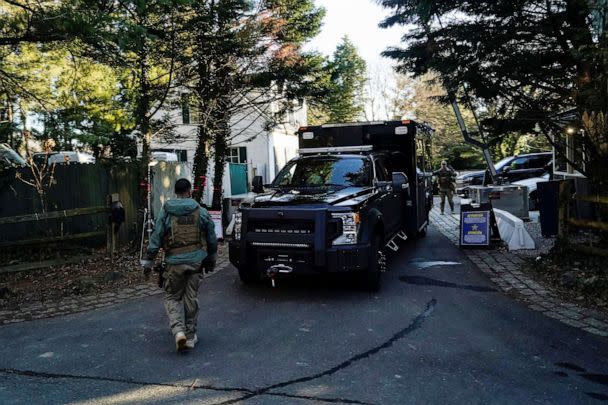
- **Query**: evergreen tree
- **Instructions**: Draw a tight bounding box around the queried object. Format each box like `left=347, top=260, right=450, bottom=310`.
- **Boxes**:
left=182, top=0, right=250, bottom=203
left=105, top=0, right=188, bottom=181
left=310, top=37, right=367, bottom=124
left=36, top=53, right=126, bottom=155
left=378, top=0, right=608, bottom=192
left=327, top=37, right=367, bottom=123
left=0, top=1, right=115, bottom=102
left=0, top=1, right=183, bottom=175
left=0, top=1, right=128, bottom=155
left=0, top=0, right=331, bottom=207
left=183, top=0, right=327, bottom=206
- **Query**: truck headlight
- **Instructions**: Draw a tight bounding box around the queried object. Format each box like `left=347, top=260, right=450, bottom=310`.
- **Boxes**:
left=234, top=212, right=242, bottom=240
left=332, top=212, right=360, bottom=245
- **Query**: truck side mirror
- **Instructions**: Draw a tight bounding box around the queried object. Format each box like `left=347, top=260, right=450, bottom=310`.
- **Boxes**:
left=392, top=172, right=409, bottom=192
left=252, top=176, right=264, bottom=193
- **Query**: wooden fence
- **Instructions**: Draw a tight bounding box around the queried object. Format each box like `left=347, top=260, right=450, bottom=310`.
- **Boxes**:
left=559, top=181, right=608, bottom=256
left=0, top=162, right=141, bottom=248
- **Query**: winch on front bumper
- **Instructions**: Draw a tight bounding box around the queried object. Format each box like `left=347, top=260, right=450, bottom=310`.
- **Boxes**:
left=228, top=207, right=370, bottom=277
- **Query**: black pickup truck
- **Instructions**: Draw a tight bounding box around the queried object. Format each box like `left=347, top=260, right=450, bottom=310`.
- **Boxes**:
left=229, top=120, right=434, bottom=291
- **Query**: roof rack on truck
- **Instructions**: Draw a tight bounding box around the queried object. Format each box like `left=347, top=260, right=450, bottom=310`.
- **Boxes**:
left=297, top=120, right=434, bottom=151
left=298, top=145, right=373, bottom=155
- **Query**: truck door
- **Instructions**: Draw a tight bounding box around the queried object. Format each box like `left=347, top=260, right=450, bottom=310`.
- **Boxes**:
left=374, top=157, right=402, bottom=236
left=416, top=168, right=429, bottom=229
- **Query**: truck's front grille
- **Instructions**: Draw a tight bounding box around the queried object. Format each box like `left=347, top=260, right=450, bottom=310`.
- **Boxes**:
left=253, top=228, right=312, bottom=234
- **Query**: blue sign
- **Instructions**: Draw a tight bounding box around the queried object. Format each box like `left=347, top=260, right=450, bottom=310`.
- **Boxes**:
left=460, top=210, right=490, bottom=246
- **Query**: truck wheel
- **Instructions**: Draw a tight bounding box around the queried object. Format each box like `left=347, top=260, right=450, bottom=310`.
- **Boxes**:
left=362, top=235, right=383, bottom=292
left=238, top=267, right=260, bottom=285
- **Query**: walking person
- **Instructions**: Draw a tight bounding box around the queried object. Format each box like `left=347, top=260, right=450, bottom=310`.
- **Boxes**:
left=434, top=160, right=456, bottom=215
left=141, top=178, right=217, bottom=351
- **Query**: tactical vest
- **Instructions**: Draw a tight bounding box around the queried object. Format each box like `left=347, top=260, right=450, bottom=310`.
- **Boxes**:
left=163, top=208, right=202, bottom=257
left=436, top=169, right=455, bottom=189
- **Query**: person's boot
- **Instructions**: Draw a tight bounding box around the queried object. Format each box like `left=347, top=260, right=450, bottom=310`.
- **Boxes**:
left=186, top=334, right=198, bottom=349
left=175, top=331, right=187, bottom=351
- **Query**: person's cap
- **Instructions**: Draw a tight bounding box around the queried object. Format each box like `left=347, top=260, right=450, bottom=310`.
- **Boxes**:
left=441, top=160, right=447, bottom=165
left=175, top=178, right=192, bottom=194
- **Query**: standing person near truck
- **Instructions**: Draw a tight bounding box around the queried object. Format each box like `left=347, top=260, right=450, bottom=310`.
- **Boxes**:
left=140, top=178, right=217, bottom=351
left=434, top=160, right=456, bottom=215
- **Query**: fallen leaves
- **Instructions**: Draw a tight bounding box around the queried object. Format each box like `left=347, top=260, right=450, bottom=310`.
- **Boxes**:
left=0, top=247, right=145, bottom=310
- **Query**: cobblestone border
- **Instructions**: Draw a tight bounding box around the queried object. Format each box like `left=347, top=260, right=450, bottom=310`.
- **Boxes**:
left=430, top=207, right=608, bottom=338
left=0, top=250, right=231, bottom=326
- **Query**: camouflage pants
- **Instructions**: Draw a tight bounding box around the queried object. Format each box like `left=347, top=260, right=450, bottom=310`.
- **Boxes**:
left=163, top=263, right=201, bottom=338
left=439, top=189, right=455, bottom=213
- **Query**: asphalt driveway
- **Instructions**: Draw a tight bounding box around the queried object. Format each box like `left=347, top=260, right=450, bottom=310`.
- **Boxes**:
left=0, top=226, right=607, bottom=404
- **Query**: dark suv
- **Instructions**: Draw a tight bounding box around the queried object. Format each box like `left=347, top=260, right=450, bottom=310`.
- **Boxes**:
left=456, top=152, right=552, bottom=189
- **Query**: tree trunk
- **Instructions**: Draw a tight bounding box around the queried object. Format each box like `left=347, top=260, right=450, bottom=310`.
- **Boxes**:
left=192, top=123, right=211, bottom=203
left=587, top=155, right=608, bottom=222
left=192, top=9, right=213, bottom=203
left=140, top=125, right=151, bottom=206
left=211, top=109, right=229, bottom=210
left=7, top=102, right=14, bottom=149
left=137, top=51, right=152, bottom=208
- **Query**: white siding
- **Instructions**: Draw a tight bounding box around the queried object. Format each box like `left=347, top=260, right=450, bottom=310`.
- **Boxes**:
left=147, top=94, right=307, bottom=205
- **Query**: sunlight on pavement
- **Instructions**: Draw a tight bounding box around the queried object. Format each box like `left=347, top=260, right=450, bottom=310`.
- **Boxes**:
left=295, top=384, right=331, bottom=397
left=408, top=259, right=461, bottom=269
left=66, top=382, right=242, bottom=405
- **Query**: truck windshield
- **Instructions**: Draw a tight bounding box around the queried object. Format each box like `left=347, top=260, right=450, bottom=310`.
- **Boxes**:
left=272, top=156, right=372, bottom=189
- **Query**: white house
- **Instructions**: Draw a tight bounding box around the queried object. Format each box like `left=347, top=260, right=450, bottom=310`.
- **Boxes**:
left=149, top=93, right=307, bottom=207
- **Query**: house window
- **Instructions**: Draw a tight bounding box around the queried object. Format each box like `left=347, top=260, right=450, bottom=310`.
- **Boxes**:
left=181, top=94, right=201, bottom=125
left=227, top=147, right=247, bottom=164
left=553, top=131, right=586, bottom=177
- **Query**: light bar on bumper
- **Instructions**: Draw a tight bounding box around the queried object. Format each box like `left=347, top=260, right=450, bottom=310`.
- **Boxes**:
left=251, top=242, right=310, bottom=249
left=331, top=212, right=361, bottom=245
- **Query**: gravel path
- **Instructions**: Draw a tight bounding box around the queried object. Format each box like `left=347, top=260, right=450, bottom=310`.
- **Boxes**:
left=517, top=211, right=556, bottom=257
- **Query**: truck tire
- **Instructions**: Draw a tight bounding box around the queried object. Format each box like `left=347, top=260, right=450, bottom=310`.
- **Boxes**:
left=238, top=267, right=260, bottom=285
left=362, top=234, right=383, bottom=292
